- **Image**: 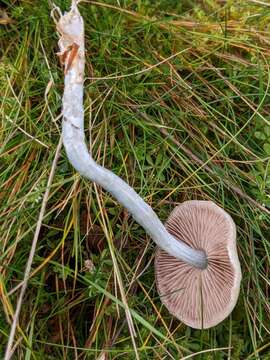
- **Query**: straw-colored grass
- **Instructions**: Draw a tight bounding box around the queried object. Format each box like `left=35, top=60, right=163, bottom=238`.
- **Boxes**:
left=1, top=1, right=270, bottom=359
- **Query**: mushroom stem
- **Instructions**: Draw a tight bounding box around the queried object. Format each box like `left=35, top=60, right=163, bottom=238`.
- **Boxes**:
left=56, top=1, right=207, bottom=269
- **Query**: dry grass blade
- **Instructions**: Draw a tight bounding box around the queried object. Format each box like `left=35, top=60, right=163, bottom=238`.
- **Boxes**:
left=4, top=137, right=63, bottom=360
left=1, top=0, right=270, bottom=358
left=0, top=10, right=14, bottom=25
left=93, top=184, right=139, bottom=360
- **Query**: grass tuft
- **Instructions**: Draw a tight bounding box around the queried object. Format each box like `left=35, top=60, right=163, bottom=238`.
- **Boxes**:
left=1, top=0, right=270, bottom=359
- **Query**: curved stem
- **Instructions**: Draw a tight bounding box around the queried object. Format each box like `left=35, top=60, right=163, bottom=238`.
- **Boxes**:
left=56, top=2, right=207, bottom=269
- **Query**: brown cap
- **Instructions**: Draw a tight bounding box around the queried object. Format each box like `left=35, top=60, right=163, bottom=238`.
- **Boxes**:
left=155, top=200, right=241, bottom=329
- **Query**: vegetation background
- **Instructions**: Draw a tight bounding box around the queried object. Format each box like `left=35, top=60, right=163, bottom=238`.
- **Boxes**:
left=1, top=0, right=270, bottom=359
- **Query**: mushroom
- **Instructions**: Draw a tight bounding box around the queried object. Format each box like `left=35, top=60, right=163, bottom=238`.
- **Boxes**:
left=54, top=0, right=241, bottom=328
left=155, top=201, right=242, bottom=328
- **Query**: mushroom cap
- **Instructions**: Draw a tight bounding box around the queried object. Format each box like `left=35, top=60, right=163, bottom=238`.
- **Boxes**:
left=155, top=200, right=241, bottom=329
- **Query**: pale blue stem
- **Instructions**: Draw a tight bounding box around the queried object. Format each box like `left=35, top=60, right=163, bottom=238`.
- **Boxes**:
left=58, top=3, right=207, bottom=269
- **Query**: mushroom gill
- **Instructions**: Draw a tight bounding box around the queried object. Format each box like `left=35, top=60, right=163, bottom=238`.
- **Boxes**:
left=155, top=200, right=242, bottom=329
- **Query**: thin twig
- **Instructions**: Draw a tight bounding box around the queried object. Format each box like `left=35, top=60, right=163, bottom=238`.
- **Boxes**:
left=4, top=137, right=63, bottom=360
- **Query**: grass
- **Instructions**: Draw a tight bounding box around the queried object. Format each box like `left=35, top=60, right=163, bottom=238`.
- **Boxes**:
left=1, top=0, right=270, bottom=359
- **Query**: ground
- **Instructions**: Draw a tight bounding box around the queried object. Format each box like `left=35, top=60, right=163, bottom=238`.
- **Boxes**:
left=1, top=0, right=270, bottom=359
